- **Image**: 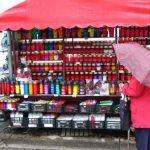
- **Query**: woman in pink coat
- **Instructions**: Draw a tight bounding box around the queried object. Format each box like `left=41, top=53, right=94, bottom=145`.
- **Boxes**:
left=122, top=76, right=150, bottom=150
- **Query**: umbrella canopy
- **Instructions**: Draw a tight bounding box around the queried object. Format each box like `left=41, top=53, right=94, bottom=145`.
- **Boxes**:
left=0, top=0, right=150, bottom=30
left=113, top=43, right=150, bottom=87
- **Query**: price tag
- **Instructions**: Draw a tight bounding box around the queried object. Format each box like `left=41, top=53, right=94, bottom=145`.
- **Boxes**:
left=10, top=94, right=14, bottom=97
left=72, top=95, right=77, bottom=97
left=0, top=94, right=4, bottom=97
left=75, top=62, right=81, bottom=65
left=28, top=124, right=37, bottom=128
left=13, top=123, right=21, bottom=126
left=24, top=95, right=29, bottom=98
left=54, top=94, right=58, bottom=97
left=44, top=124, right=53, bottom=128
left=91, top=70, right=95, bottom=73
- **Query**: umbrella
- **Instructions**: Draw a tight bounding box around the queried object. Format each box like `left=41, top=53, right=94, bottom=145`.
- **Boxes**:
left=113, top=43, right=150, bottom=87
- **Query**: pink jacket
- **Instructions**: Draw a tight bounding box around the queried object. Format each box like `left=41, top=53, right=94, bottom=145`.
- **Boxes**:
left=122, top=77, right=150, bottom=128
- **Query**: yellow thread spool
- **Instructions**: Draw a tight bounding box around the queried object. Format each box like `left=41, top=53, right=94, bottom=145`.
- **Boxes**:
left=29, top=81, right=33, bottom=95
left=15, top=84, right=20, bottom=94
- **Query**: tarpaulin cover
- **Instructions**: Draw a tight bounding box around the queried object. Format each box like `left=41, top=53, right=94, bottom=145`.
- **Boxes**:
left=0, top=0, right=150, bottom=30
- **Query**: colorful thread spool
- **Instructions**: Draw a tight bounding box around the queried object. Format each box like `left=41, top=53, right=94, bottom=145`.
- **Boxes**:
left=79, top=80, right=85, bottom=95
left=24, top=81, right=29, bottom=95
left=20, top=81, right=24, bottom=95
left=73, top=81, right=79, bottom=95
left=15, top=81, right=20, bottom=94
left=44, top=80, right=49, bottom=94
left=55, top=80, right=60, bottom=94
left=50, top=80, right=55, bottom=94
left=33, top=81, right=38, bottom=95
left=29, top=81, right=33, bottom=95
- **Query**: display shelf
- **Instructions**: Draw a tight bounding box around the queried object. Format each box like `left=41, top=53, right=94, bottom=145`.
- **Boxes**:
left=19, top=50, right=63, bottom=53
left=31, top=60, right=63, bottom=63
left=18, top=38, right=63, bottom=43
left=68, top=62, right=117, bottom=65
left=31, top=70, right=63, bottom=73
left=64, top=50, right=116, bottom=54
left=64, top=37, right=115, bottom=42
left=12, top=94, right=121, bottom=98
left=65, top=70, right=117, bottom=72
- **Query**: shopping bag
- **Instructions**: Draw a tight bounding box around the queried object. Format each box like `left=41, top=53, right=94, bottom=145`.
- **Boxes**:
left=119, top=95, right=131, bottom=131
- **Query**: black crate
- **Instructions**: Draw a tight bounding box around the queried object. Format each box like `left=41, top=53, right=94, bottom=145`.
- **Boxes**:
left=64, top=105, right=79, bottom=113
left=56, top=120, right=72, bottom=128
left=79, top=105, right=96, bottom=113
left=32, top=104, right=47, bottom=112
left=28, top=118, right=40, bottom=128
left=41, top=118, right=56, bottom=128
left=105, top=117, right=121, bottom=130
left=72, top=121, right=88, bottom=129
left=17, top=103, right=32, bottom=112
left=10, top=117, right=27, bottom=127
left=47, top=104, right=64, bottom=113
left=96, top=104, right=113, bottom=114
left=89, top=121, right=105, bottom=129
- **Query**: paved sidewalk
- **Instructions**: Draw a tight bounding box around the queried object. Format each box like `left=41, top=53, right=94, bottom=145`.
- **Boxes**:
left=0, top=122, right=136, bottom=150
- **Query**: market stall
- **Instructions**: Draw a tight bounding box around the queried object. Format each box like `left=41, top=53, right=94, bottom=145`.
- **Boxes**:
left=0, top=0, right=149, bottom=131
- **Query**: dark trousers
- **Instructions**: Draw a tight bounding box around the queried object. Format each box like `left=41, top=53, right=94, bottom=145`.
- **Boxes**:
left=135, top=128, right=150, bottom=150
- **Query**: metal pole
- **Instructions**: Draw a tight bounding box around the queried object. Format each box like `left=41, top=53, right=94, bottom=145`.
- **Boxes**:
left=7, top=31, right=13, bottom=80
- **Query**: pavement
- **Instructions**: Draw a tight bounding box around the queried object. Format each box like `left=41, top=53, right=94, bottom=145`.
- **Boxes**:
left=0, top=121, right=136, bottom=150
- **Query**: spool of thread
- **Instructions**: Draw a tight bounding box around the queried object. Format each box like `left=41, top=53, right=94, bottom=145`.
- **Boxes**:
left=55, top=80, right=60, bottom=94
left=50, top=80, right=55, bottom=94
left=61, top=81, right=67, bottom=95
left=44, top=80, right=49, bottom=94
left=15, top=81, right=20, bottom=94
left=24, top=81, right=29, bottom=95
left=49, top=42, right=54, bottom=50
left=33, top=81, right=38, bottom=95
left=29, top=81, right=33, bottom=95
left=73, top=81, right=79, bottom=95
left=48, top=29, right=53, bottom=39
left=10, top=80, right=15, bottom=94
left=79, top=80, right=85, bottom=95
left=39, top=80, right=44, bottom=94
left=6, top=78, right=11, bottom=95
left=67, top=81, right=72, bottom=95
left=20, top=81, right=24, bottom=95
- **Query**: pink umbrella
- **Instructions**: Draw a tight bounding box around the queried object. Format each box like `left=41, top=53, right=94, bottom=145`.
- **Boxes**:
left=113, top=43, right=150, bottom=87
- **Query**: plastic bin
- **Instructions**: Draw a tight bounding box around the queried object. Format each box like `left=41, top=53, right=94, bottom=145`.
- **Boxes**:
left=89, top=114, right=105, bottom=129
left=106, top=117, right=121, bottom=130
left=41, top=114, right=57, bottom=128
left=56, top=115, right=73, bottom=128
left=96, top=100, right=114, bottom=114
left=32, top=100, right=48, bottom=112
left=72, top=114, right=89, bottom=129
left=17, top=102, right=32, bottom=112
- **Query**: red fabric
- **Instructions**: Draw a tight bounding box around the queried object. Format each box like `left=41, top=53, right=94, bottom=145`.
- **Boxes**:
left=0, top=0, right=150, bottom=30
left=122, top=77, right=150, bottom=128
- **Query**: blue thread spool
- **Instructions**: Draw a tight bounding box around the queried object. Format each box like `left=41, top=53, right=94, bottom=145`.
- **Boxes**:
left=83, top=28, right=88, bottom=38
left=50, top=80, right=55, bottom=94
left=58, top=73, right=63, bottom=81
left=24, top=81, right=29, bottom=95
left=49, top=42, right=54, bottom=50
left=48, top=29, right=53, bottom=39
